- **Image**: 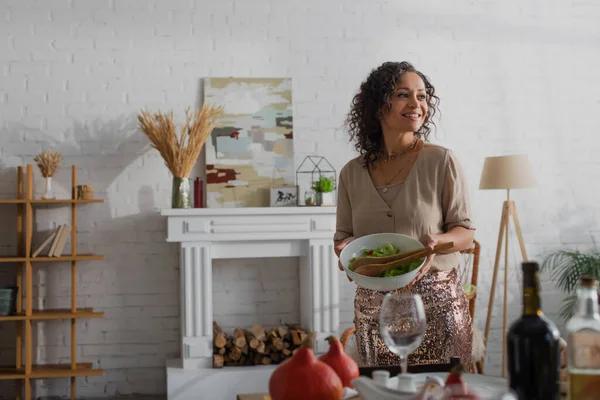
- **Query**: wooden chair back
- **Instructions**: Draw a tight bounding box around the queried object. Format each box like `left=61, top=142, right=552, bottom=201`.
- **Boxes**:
left=458, top=239, right=480, bottom=320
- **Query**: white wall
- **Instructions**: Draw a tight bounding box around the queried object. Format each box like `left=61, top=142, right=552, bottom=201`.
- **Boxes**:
left=1, top=0, right=599, bottom=397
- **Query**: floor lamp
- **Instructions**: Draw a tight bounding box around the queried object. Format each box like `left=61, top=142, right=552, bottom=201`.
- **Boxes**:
left=479, top=155, right=536, bottom=377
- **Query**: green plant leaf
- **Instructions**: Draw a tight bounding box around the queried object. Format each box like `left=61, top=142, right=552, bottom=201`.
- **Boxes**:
left=311, top=176, right=336, bottom=193
left=559, top=295, right=578, bottom=323
left=541, top=250, right=600, bottom=293
left=541, top=248, right=600, bottom=324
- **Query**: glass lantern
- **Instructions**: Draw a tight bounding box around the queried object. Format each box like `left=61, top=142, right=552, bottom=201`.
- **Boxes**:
left=295, top=156, right=337, bottom=206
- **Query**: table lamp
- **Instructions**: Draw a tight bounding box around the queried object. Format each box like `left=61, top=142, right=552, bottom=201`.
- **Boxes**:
left=478, top=154, right=536, bottom=377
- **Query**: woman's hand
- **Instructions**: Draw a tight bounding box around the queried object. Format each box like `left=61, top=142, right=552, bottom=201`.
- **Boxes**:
left=410, top=234, right=440, bottom=284
left=334, top=236, right=355, bottom=282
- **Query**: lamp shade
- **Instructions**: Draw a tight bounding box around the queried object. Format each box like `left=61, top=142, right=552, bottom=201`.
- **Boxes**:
left=479, top=155, right=536, bottom=190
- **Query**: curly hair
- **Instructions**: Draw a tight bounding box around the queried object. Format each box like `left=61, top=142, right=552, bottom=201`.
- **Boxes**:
left=344, top=61, right=440, bottom=167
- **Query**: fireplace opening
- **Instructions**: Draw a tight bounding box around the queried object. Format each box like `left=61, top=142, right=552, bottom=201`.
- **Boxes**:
left=211, top=257, right=308, bottom=368
left=212, top=321, right=310, bottom=368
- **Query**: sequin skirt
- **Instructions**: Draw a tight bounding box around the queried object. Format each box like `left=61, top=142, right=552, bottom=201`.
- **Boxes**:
left=353, top=268, right=472, bottom=368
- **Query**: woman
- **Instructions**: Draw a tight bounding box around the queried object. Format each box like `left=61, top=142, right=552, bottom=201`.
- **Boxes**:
left=334, top=61, right=475, bottom=368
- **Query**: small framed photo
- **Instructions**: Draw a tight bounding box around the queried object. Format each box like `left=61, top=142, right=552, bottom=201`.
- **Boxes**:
left=270, top=185, right=298, bottom=207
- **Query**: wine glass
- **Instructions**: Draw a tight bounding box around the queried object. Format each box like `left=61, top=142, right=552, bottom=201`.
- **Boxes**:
left=379, top=292, right=427, bottom=374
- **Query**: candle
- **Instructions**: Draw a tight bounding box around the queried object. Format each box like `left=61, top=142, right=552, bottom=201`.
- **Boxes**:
left=194, top=177, right=202, bottom=208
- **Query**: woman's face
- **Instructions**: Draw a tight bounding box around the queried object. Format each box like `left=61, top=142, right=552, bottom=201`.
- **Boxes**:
left=379, top=72, right=428, bottom=134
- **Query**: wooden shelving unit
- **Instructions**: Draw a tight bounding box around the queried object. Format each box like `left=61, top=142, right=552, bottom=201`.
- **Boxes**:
left=0, top=164, right=105, bottom=400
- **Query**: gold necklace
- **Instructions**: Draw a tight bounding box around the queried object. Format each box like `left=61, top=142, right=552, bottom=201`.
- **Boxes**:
left=380, top=140, right=420, bottom=192
left=382, top=167, right=405, bottom=192
left=383, top=137, right=418, bottom=161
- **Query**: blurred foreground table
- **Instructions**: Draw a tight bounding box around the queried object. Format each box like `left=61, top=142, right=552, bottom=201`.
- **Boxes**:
left=237, top=372, right=508, bottom=400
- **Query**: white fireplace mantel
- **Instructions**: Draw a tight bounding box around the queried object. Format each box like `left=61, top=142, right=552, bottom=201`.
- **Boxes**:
left=160, top=206, right=340, bottom=400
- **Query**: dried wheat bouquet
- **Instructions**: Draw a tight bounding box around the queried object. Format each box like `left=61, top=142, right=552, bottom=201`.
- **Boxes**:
left=138, top=104, right=222, bottom=178
left=33, top=149, right=63, bottom=178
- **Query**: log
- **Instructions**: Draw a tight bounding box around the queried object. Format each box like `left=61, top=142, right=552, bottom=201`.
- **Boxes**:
left=230, top=346, right=242, bottom=361
left=260, top=356, right=271, bottom=365
left=244, top=330, right=260, bottom=350
left=233, top=327, right=247, bottom=348
left=299, top=332, right=308, bottom=343
left=213, top=321, right=227, bottom=349
left=213, top=354, right=224, bottom=368
left=277, top=326, right=287, bottom=338
left=251, top=323, right=267, bottom=341
left=256, top=340, right=266, bottom=354
left=272, top=337, right=284, bottom=351
left=290, top=330, right=302, bottom=346
left=267, top=326, right=278, bottom=339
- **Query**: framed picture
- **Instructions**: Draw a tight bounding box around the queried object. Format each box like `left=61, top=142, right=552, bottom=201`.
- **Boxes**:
left=204, top=78, right=294, bottom=208
left=270, top=186, right=298, bottom=207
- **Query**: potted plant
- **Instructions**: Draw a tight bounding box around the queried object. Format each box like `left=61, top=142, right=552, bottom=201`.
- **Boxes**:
left=311, top=176, right=336, bottom=206
left=541, top=248, right=600, bottom=323
left=304, top=190, right=315, bottom=206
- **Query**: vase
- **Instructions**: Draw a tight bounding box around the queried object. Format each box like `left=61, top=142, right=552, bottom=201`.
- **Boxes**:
left=304, top=190, right=315, bottom=206
left=315, top=192, right=334, bottom=206
left=41, top=177, right=55, bottom=200
left=321, top=192, right=335, bottom=206
left=172, top=177, right=192, bottom=209
left=315, top=192, right=323, bottom=206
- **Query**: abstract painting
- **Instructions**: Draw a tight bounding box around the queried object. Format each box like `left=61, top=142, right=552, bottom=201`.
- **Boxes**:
left=203, top=78, right=294, bottom=208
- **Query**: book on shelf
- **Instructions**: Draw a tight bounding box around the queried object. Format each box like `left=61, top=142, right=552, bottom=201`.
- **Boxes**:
left=52, top=224, right=71, bottom=257
left=31, top=224, right=73, bottom=258
left=31, top=230, right=57, bottom=258
left=46, top=225, right=65, bottom=256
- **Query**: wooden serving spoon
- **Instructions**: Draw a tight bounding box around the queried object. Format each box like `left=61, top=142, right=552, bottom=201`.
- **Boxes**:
left=348, top=247, right=428, bottom=272
left=353, top=241, right=455, bottom=277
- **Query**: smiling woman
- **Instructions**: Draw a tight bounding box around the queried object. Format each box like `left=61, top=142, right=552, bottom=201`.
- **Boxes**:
left=335, top=61, right=476, bottom=370
left=346, top=61, right=440, bottom=168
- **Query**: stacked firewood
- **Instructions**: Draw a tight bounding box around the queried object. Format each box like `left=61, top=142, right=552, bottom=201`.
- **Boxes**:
left=212, top=321, right=308, bottom=368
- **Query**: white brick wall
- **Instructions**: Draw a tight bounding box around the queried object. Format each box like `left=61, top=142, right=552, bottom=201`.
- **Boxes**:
left=1, top=0, right=599, bottom=397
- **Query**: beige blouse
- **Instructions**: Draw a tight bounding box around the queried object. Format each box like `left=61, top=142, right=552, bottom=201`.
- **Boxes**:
left=334, top=143, right=475, bottom=272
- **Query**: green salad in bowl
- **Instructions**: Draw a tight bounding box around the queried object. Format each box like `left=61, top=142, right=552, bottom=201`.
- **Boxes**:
left=349, top=243, right=424, bottom=278
left=340, top=233, right=427, bottom=291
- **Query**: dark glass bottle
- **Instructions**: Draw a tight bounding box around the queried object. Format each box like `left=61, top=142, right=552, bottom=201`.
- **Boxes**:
left=506, top=261, right=561, bottom=400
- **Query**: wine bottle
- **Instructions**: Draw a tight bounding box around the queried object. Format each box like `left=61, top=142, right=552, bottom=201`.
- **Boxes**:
left=506, top=261, right=561, bottom=400
left=566, top=276, right=600, bottom=400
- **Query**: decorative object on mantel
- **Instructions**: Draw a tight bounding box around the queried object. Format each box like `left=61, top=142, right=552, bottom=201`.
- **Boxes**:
left=296, top=155, right=337, bottom=206
left=193, top=177, right=204, bottom=208
left=76, top=184, right=94, bottom=200
left=269, top=185, right=298, bottom=207
left=33, top=148, right=63, bottom=199
left=213, top=322, right=310, bottom=368
left=478, top=154, right=536, bottom=377
left=138, top=104, right=222, bottom=208
left=312, top=176, right=336, bottom=206
left=203, top=78, right=294, bottom=208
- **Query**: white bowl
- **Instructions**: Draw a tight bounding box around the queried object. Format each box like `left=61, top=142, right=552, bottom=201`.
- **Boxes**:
left=339, top=233, right=426, bottom=291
